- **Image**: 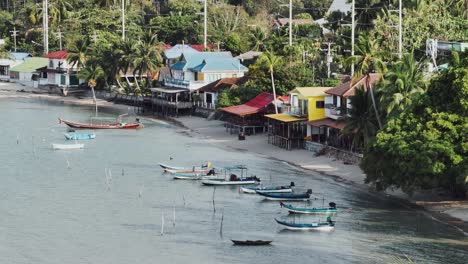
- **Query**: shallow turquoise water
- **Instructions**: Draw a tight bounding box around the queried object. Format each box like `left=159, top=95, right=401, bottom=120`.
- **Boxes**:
left=0, top=97, right=466, bottom=264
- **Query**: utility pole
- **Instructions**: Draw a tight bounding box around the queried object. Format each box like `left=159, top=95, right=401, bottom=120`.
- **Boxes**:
left=351, top=0, right=355, bottom=76
left=43, top=0, right=49, bottom=54
left=326, top=42, right=334, bottom=79
left=54, top=29, right=63, bottom=50
left=398, top=0, right=402, bottom=59
left=289, top=0, right=292, bottom=46
left=10, top=26, right=18, bottom=52
left=122, top=0, right=125, bottom=41
left=203, top=0, right=207, bottom=49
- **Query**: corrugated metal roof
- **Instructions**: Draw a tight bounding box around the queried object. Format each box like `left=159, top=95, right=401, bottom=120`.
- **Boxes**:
left=198, top=76, right=251, bottom=92
left=291, top=87, right=330, bottom=99
left=43, top=50, right=68, bottom=59
left=325, top=73, right=381, bottom=97
left=191, top=58, right=248, bottom=72
left=10, top=57, right=48, bottom=72
left=171, top=52, right=233, bottom=71
left=265, top=114, right=306, bottom=122
left=221, top=92, right=274, bottom=116
left=307, top=118, right=345, bottom=130
left=164, top=44, right=199, bottom=59
left=10, top=52, right=32, bottom=61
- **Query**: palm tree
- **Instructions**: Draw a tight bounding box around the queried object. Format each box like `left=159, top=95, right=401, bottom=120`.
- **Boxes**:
left=249, top=26, right=267, bottom=51
left=381, top=53, right=427, bottom=118
left=340, top=86, right=379, bottom=151
left=345, top=33, right=386, bottom=129
left=118, top=39, right=136, bottom=89
left=66, top=36, right=90, bottom=69
left=260, top=50, right=283, bottom=114
left=131, top=30, right=163, bottom=93
left=78, top=64, right=105, bottom=116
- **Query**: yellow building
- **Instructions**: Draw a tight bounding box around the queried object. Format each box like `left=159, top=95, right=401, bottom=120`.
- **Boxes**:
left=265, top=87, right=330, bottom=150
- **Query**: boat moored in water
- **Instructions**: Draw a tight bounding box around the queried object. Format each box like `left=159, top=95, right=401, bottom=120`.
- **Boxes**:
left=59, top=117, right=142, bottom=129
left=280, top=202, right=337, bottom=214
left=240, top=182, right=295, bottom=194
left=52, top=143, right=84, bottom=150
left=231, top=240, right=273, bottom=246
left=64, top=133, right=96, bottom=140
left=256, top=189, right=312, bottom=201
left=275, top=217, right=335, bottom=231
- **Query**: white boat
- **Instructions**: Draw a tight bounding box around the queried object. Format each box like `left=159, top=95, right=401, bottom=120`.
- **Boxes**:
left=52, top=143, right=84, bottom=150
left=159, top=163, right=185, bottom=170
left=240, top=182, right=295, bottom=194
left=201, top=165, right=260, bottom=186
left=160, top=162, right=212, bottom=173
left=201, top=178, right=260, bottom=185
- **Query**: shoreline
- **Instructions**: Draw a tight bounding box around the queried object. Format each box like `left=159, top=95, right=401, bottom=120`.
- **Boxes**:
left=1, top=81, right=467, bottom=235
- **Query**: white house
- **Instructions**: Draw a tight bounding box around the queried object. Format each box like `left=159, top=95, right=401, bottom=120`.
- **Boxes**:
left=0, top=52, right=32, bottom=81
left=166, top=52, right=248, bottom=92
left=9, top=57, right=48, bottom=88
left=42, top=50, right=83, bottom=91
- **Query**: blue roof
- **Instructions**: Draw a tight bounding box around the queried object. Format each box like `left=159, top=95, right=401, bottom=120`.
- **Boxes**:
left=191, top=58, right=248, bottom=72
left=11, top=52, right=33, bottom=61
left=171, top=52, right=246, bottom=72
left=165, top=44, right=199, bottom=59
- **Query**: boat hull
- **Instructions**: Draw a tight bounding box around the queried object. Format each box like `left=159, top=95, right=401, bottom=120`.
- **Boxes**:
left=280, top=202, right=337, bottom=214
left=202, top=179, right=259, bottom=185
left=159, top=163, right=185, bottom=170
left=231, top=240, right=272, bottom=246
left=241, top=186, right=292, bottom=194
left=166, top=168, right=209, bottom=174
left=52, top=143, right=84, bottom=150
left=59, top=118, right=141, bottom=129
left=256, top=191, right=311, bottom=201
left=275, top=218, right=334, bottom=231
left=64, top=133, right=95, bottom=140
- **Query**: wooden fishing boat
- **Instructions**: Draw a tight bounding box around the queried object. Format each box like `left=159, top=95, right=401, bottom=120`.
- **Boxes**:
left=64, top=133, right=95, bottom=140
left=159, top=163, right=185, bottom=170
left=256, top=189, right=312, bottom=201
left=240, top=182, right=295, bottom=194
left=162, top=162, right=212, bottom=173
left=201, top=177, right=260, bottom=185
left=52, top=143, right=84, bottom=150
left=275, top=218, right=335, bottom=231
left=231, top=240, right=272, bottom=246
left=59, top=118, right=142, bottom=129
left=280, top=202, right=337, bottom=214
left=201, top=165, right=260, bottom=185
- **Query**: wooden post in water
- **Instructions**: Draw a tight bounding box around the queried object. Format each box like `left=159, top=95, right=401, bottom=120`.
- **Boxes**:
left=161, top=212, right=165, bottom=236
left=219, top=209, right=224, bottom=238
left=212, top=187, right=216, bottom=213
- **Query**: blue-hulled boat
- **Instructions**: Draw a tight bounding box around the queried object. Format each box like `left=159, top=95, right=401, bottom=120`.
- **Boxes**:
left=280, top=202, right=337, bottom=214
left=275, top=217, right=335, bottom=231
left=240, top=182, right=294, bottom=194
left=256, top=189, right=312, bottom=201
left=64, top=133, right=95, bottom=140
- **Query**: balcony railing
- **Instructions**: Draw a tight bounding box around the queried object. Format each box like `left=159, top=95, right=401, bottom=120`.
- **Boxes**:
left=164, top=78, right=190, bottom=88
left=325, top=104, right=341, bottom=115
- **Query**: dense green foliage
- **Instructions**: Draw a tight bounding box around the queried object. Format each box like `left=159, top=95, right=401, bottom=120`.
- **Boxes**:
left=361, top=52, right=468, bottom=196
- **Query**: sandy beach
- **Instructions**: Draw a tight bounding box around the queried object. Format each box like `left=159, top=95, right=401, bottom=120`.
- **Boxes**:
left=1, top=81, right=467, bottom=235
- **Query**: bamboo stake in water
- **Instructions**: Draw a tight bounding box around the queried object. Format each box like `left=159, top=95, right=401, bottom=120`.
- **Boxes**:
left=219, top=209, right=224, bottom=238
left=212, top=187, right=216, bottom=213
left=173, top=207, right=176, bottom=227
left=16, top=134, right=19, bottom=144
left=182, top=195, right=186, bottom=207
left=161, top=212, right=165, bottom=236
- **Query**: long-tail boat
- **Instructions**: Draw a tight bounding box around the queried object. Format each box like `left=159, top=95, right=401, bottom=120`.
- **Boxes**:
left=58, top=118, right=142, bottom=129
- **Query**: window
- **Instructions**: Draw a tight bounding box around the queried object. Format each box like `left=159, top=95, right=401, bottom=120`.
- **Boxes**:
left=316, top=101, right=325, bottom=108
left=49, top=60, right=54, bottom=68
left=333, top=95, right=337, bottom=106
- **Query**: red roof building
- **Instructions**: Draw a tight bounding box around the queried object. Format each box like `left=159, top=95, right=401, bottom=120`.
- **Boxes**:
left=190, top=44, right=216, bottom=52
left=43, top=50, right=68, bottom=59
left=220, top=92, right=275, bottom=136
left=221, top=92, right=274, bottom=117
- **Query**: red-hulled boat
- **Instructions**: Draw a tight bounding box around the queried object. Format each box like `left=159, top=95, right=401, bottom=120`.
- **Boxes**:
left=59, top=118, right=142, bottom=129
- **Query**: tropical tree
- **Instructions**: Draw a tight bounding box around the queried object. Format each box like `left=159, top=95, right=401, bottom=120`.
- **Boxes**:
left=131, top=30, right=163, bottom=93
left=345, top=33, right=386, bottom=129
left=249, top=26, right=267, bottom=51
left=78, top=64, right=105, bottom=116
left=340, top=86, right=379, bottom=151
left=66, top=36, right=90, bottom=69
left=381, top=53, right=427, bottom=118
left=257, top=50, right=284, bottom=114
